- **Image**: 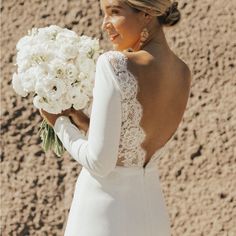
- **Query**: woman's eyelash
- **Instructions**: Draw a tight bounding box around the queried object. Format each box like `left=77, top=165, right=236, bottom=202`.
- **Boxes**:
left=111, top=9, right=119, bottom=14
left=100, top=8, right=119, bottom=16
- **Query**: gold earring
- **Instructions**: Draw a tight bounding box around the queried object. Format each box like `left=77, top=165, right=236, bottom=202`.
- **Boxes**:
left=139, top=27, right=149, bottom=50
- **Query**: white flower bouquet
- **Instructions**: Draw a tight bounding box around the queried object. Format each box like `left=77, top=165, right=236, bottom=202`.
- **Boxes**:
left=12, top=25, right=103, bottom=156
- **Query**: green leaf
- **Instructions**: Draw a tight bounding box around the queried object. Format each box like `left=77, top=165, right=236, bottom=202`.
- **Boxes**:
left=38, top=119, right=66, bottom=157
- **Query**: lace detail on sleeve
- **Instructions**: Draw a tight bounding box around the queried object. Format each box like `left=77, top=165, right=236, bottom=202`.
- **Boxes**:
left=103, top=51, right=147, bottom=167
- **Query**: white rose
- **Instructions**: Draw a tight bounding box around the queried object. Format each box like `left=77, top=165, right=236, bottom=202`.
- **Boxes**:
left=37, top=25, right=62, bottom=41
left=44, top=77, right=67, bottom=100
left=78, top=36, right=100, bottom=58
left=33, top=95, right=48, bottom=109
left=16, top=45, right=33, bottom=69
left=16, top=35, right=34, bottom=51
left=56, top=95, right=72, bottom=110
left=47, top=25, right=63, bottom=34
left=48, top=59, right=66, bottom=79
left=61, top=28, right=78, bottom=38
left=65, top=63, right=79, bottom=81
left=76, top=57, right=95, bottom=76
left=80, top=78, right=93, bottom=95
left=66, top=86, right=82, bottom=104
left=71, top=91, right=89, bottom=110
left=29, top=45, right=54, bottom=66
left=66, top=85, right=89, bottom=109
left=21, top=66, right=45, bottom=92
left=13, top=26, right=101, bottom=115
left=35, top=78, right=48, bottom=97
left=57, top=44, right=79, bottom=60
left=33, top=95, right=63, bottom=114
left=12, top=73, right=28, bottom=97
left=27, top=27, right=39, bottom=37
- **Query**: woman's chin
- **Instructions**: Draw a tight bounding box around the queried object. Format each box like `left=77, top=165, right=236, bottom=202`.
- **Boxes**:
left=112, top=44, right=121, bottom=51
left=112, top=43, right=128, bottom=52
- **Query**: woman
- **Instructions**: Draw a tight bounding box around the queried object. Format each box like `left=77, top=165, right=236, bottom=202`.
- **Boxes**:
left=40, top=0, right=191, bottom=235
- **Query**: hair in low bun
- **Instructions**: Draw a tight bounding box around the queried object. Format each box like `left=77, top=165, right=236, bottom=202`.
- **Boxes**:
left=124, top=0, right=181, bottom=27
left=158, top=2, right=181, bottom=26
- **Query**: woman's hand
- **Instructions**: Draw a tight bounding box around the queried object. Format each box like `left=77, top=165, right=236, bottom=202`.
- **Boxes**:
left=68, top=108, right=90, bottom=133
left=39, top=108, right=72, bottom=127
left=39, top=107, right=90, bottom=133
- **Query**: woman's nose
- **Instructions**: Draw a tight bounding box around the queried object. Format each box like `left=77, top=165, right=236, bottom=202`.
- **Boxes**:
left=101, top=17, right=111, bottom=32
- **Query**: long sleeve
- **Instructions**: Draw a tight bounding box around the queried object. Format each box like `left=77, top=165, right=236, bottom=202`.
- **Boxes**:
left=53, top=54, right=122, bottom=178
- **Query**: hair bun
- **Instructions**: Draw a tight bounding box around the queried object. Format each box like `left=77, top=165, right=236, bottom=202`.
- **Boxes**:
left=158, top=1, right=181, bottom=26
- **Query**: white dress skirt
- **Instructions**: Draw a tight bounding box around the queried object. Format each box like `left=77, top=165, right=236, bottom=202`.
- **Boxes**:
left=63, top=165, right=171, bottom=236
left=53, top=51, right=173, bottom=236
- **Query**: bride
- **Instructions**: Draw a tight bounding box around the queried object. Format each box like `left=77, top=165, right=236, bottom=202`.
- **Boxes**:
left=40, top=0, right=191, bottom=235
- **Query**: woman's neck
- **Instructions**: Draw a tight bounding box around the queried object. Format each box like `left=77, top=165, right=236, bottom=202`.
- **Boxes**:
left=142, top=25, right=171, bottom=53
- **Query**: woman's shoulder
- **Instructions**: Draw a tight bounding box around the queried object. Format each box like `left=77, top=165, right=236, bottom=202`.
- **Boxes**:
left=98, top=49, right=191, bottom=82
left=99, top=50, right=152, bottom=78
left=100, top=50, right=128, bottom=63
left=98, top=50, right=130, bottom=74
left=99, top=49, right=152, bottom=65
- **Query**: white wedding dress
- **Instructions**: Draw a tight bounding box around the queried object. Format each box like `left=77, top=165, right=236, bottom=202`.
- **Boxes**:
left=53, top=50, right=176, bottom=236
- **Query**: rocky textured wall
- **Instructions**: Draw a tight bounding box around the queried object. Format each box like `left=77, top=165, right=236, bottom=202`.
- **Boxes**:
left=1, top=0, right=235, bottom=235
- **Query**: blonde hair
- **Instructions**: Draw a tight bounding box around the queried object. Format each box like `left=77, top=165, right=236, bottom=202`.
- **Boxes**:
left=124, top=0, right=181, bottom=26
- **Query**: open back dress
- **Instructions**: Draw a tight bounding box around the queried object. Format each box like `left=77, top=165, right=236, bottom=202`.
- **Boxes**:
left=53, top=50, right=177, bottom=236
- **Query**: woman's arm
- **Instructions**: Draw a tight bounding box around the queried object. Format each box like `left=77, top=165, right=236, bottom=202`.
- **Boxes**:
left=69, top=108, right=90, bottom=134
left=53, top=54, right=122, bottom=177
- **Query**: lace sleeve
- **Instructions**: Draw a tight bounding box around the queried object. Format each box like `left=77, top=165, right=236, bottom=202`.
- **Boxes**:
left=102, top=51, right=147, bottom=167
left=53, top=53, right=122, bottom=177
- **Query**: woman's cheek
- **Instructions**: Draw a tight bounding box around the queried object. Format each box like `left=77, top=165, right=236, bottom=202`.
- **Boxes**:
left=110, top=16, right=126, bottom=30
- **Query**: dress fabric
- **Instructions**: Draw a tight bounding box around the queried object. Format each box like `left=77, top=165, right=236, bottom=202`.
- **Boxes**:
left=53, top=50, right=175, bottom=236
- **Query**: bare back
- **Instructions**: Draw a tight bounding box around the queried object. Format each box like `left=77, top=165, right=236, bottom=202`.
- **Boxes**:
left=124, top=50, right=191, bottom=166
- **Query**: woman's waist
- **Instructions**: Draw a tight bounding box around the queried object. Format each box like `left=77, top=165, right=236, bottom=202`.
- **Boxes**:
left=80, top=163, right=159, bottom=180
left=112, top=164, right=158, bottom=176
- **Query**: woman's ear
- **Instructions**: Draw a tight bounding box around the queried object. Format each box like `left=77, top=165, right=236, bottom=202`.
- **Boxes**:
left=144, top=13, right=153, bottom=25
left=138, top=11, right=151, bottom=25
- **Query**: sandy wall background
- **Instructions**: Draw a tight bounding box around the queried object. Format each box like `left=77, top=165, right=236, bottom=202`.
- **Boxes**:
left=1, top=0, right=236, bottom=235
